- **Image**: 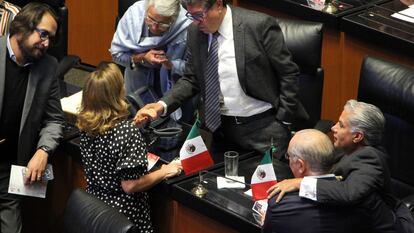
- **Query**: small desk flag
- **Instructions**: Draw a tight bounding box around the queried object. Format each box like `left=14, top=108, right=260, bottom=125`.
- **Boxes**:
left=180, top=120, right=214, bottom=175
left=251, top=148, right=277, bottom=201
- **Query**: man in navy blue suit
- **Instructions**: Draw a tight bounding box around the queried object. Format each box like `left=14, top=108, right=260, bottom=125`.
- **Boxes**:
left=263, top=129, right=399, bottom=233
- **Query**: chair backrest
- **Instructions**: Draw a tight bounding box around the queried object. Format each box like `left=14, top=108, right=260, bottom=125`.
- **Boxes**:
left=276, top=18, right=324, bottom=130
left=358, top=56, right=414, bottom=198
left=63, top=189, right=137, bottom=233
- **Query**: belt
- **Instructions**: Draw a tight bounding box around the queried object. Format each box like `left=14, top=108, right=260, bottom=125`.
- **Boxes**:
left=221, top=109, right=276, bottom=125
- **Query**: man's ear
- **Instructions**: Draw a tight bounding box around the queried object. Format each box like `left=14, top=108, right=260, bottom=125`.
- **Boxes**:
left=297, top=158, right=306, bottom=176
left=353, top=131, right=364, bottom=144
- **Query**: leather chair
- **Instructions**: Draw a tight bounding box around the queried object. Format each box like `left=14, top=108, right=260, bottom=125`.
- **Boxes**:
left=275, top=18, right=332, bottom=132
left=8, top=0, right=81, bottom=97
left=358, top=56, right=414, bottom=212
left=63, top=189, right=137, bottom=233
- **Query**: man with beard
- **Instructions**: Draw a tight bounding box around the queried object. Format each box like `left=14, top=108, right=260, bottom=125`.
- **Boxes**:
left=0, top=3, right=64, bottom=232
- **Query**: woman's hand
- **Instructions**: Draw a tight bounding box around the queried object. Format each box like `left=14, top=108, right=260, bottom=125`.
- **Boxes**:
left=267, top=178, right=302, bottom=203
left=161, top=161, right=183, bottom=179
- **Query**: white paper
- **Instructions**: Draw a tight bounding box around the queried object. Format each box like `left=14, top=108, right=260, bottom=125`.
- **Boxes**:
left=216, top=176, right=246, bottom=189
left=60, top=91, right=82, bottom=115
left=147, top=152, right=160, bottom=171
left=8, top=165, right=48, bottom=198
left=391, top=7, right=414, bottom=23
left=244, top=189, right=252, bottom=196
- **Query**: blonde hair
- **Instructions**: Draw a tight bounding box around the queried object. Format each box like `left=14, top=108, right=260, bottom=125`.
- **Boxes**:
left=76, top=63, right=129, bottom=136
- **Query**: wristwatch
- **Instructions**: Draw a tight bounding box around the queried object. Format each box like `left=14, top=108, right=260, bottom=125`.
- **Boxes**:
left=38, top=145, right=51, bottom=155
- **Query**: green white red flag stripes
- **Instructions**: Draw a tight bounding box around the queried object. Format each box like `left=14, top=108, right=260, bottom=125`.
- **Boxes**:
left=251, top=148, right=277, bottom=201
left=180, top=120, right=214, bottom=175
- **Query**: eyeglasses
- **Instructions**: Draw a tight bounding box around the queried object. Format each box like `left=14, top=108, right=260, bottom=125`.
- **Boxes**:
left=185, top=9, right=209, bottom=22
left=35, top=28, right=55, bottom=44
left=284, top=153, right=291, bottom=160
left=145, top=15, right=171, bottom=31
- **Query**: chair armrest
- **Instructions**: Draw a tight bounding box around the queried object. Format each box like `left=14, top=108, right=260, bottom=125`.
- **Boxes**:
left=314, top=119, right=333, bottom=133
left=402, top=194, right=414, bottom=213
left=56, top=55, right=81, bottom=80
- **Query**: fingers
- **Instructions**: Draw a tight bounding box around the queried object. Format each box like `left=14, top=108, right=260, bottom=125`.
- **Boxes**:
left=267, top=184, right=280, bottom=197
left=275, top=190, right=285, bottom=203
left=26, top=168, right=44, bottom=184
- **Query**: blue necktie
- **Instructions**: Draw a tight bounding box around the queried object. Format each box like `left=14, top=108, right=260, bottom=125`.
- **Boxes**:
left=204, top=32, right=221, bottom=132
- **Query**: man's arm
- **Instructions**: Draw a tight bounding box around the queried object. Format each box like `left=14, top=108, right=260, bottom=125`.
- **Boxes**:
left=262, top=17, right=300, bottom=123
left=315, top=150, right=385, bottom=205
left=26, top=73, right=64, bottom=183
left=160, top=27, right=201, bottom=115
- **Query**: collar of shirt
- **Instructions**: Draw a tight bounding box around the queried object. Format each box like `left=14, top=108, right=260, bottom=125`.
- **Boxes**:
left=305, top=174, right=336, bottom=180
left=6, top=35, right=33, bottom=67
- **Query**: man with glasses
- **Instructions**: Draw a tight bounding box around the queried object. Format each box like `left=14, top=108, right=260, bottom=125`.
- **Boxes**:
left=0, top=3, right=64, bottom=232
left=134, top=0, right=303, bottom=158
left=110, top=0, right=192, bottom=121
left=263, top=129, right=399, bottom=233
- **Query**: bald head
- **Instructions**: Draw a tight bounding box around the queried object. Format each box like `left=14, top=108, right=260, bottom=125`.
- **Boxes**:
left=288, top=129, right=335, bottom=177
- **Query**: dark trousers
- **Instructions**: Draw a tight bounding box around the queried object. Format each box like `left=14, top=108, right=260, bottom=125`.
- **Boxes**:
left=217, top=113, right=291, bottom=160
left=0, top=199, right=21, bottom=233
left=0, top=163, right=21, bottom=233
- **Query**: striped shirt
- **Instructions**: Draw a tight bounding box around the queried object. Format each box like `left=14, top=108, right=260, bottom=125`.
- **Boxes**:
left=0, top=1, right=20, bottom=36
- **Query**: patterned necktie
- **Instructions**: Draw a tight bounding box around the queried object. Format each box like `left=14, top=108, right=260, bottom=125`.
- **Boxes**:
left=204, top=32, right=221, bottom=132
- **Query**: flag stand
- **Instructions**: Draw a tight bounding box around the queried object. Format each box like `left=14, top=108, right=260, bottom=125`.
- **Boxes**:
left=191, top=171, right=208, bottom=197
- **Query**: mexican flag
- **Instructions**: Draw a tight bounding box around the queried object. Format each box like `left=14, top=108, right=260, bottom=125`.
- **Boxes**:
left=180, top=120, right=214, bottom=175
left=251, top=149, right=277, bottom=201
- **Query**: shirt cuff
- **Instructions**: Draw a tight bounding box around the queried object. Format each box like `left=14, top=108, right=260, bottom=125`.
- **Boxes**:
left=299, top=176, right=318, bottom=201
left=158, top=100, right=167, bottom=117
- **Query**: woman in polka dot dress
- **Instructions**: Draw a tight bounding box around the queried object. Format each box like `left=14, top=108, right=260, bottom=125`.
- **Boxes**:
left=76, top=63, right=182, bottom=232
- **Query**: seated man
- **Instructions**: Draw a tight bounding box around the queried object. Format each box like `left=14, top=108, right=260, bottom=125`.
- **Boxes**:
left=0, top=0, right=20, bottom=36
left=268, top=100, right=414, bottom=232
left=110, top=0, right=192, bottom=120
left=263, top=129, right=398, bottom=233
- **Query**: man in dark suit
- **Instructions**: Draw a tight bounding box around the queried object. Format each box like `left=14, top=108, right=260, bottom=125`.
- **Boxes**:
left=0, top=3, right=64, bottom=232
left=268, top=100, right=414, bottom=232
left=134, top=0, right=301, bottom=158
left=263, top=129, right=399, bottom=233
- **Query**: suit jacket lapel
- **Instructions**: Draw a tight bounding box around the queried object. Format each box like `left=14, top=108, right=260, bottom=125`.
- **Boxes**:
left=20, top=63, right=41, bottom=134
left=231, top=7, right=246, bottom=92
left=0, top=36, right=7, bottom=121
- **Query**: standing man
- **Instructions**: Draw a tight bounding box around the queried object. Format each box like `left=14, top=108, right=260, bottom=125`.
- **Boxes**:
left=134, top=0, right=302, bottom=158
left=0, top=3, right=64, bottom=232
left=263, top=129, right=399, bottom=233
left=110, top=0, right=192, bottom=120
left=0, top=0, right=20, bottom=36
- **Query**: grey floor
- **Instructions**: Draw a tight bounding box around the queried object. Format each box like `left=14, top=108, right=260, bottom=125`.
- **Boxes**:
left=64, top=67, right=90, bottom=88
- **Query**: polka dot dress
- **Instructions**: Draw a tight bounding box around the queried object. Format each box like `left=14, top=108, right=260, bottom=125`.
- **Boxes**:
left=80, top=120, right=153, bottom=232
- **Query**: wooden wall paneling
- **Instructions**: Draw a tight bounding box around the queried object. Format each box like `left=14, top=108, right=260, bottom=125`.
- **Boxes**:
left=320, top=29, right=345, bottom=122
left=66, top=0, right=118, bottom=66
left=342, top=33, right=414, bottom=85
left=173, top=202, right=239, bottom=233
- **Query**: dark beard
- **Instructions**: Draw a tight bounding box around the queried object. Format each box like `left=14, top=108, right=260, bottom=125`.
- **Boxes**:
left=17, top=36, right=47, bottom=63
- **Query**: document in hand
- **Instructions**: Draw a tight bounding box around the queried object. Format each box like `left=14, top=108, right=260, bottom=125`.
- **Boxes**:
left=8, top=164, right=54, bottom=198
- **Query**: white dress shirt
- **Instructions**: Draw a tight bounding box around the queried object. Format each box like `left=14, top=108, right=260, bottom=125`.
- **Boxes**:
left=299, top=174, right=337, bottom=201
left=212, top=7, right=272, bottom=117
